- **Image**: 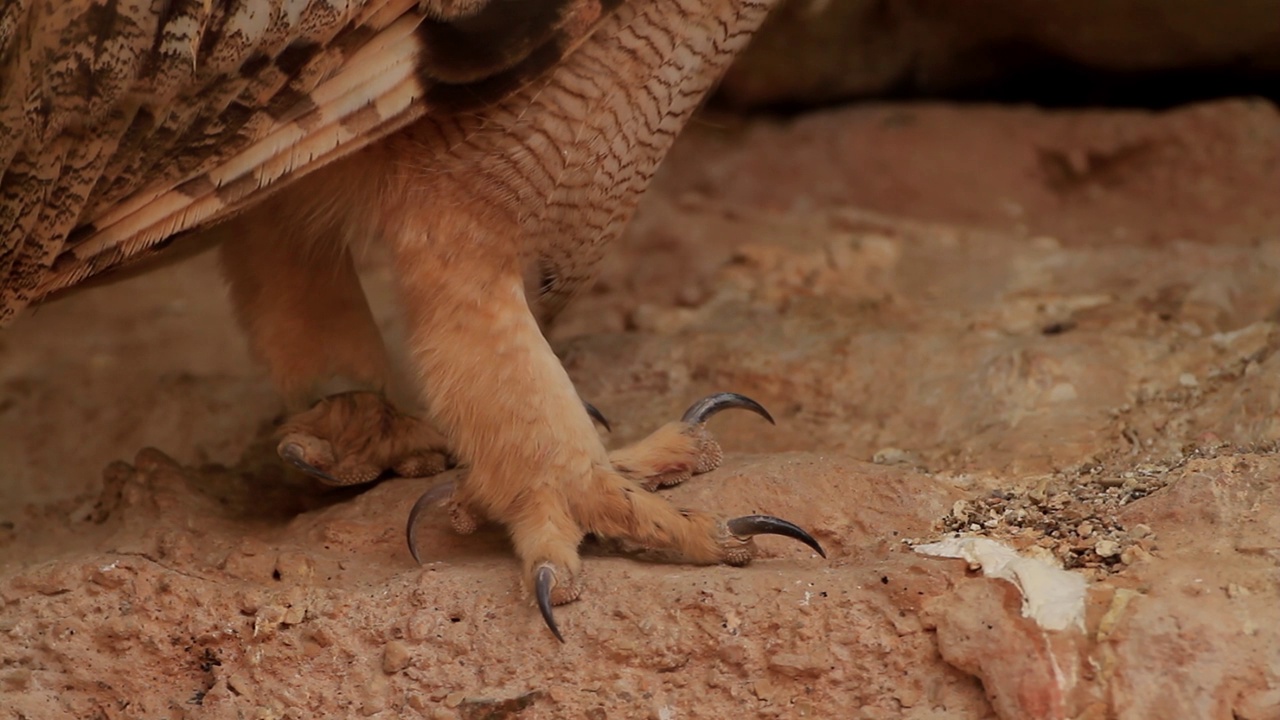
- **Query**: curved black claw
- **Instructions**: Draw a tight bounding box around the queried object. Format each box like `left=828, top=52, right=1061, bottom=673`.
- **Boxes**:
left=405, top=481, right=457, bottom=565
left=279, top=442, right=339, bottom=484
left=726, top=515, right=826, bottom=558
left=681, top=392, right=775, bottom=426
left=535, top=565, right=564, bottom=643
left=584, top=401, right=611, bottom=433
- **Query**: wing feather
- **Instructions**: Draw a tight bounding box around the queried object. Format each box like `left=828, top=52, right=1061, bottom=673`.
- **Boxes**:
left=2, top=0, right=619, bottom=323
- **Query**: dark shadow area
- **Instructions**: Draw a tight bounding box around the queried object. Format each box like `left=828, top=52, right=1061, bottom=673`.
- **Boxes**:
left=718, top=57, right=1280, bottom=116
left=916, top=43, right=1279, bottom=109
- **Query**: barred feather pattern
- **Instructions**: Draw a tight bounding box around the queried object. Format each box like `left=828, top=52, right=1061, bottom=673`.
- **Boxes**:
left=0, top=0, right=618, bottom=324
left=407, top=0, right=775, bottom=318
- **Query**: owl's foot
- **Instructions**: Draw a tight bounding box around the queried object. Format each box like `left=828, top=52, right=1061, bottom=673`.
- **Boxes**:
left=404, top=392, right=777, bottom=551
left=405, top=393, right=824, bottom=643
left=277, top=391, right=451, bottom=486
left=525, top=488, right=825, bottom=642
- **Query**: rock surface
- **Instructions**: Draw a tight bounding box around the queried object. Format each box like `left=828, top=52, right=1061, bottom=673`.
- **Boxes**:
left=3, top=98, right=1280, bottom=718
left=722, top=0, right=1280, bottom=107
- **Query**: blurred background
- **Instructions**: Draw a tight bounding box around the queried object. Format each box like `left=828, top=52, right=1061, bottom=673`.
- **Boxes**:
left=719, top=0, right=1280, bottom=109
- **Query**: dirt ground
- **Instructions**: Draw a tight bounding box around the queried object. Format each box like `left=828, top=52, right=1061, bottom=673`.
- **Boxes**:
left=3, top=98, right=1279, bottom=719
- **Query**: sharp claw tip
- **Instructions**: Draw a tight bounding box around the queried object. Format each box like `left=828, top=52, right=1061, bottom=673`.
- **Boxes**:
left=584, top=401, right=612, bottom=433
left=406, top=482, right=456, bottom=566
left=406, top=503, right=424, bottom=562
left=535, top=566, right=565, bottom=643
left=682, top=392, right=774, bottom=426
left=405, top=517, right=422, bottom=565
left=727, top=514, right=826, bottom=559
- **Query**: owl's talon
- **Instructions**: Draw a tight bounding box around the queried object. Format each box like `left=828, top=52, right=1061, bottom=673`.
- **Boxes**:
left=681, top=392, right=775, bottom=426
left=406, top=480, right=458, bottom=564
left=535, top=564, right=565, bottom=643
left=726, top=514, right=826, bottom=558
left=584, top=401, right=611, bottom=433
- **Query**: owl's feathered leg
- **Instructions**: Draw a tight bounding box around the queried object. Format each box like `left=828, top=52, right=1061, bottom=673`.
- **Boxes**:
left=389, top=199, right=821, bottom=641
left=218, top=203, right=449, bottom=486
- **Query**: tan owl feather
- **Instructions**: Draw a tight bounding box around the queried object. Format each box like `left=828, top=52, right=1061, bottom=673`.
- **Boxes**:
left=1, top=0, right=617, bottom=318
left=0, top=0, right=824, bottom=641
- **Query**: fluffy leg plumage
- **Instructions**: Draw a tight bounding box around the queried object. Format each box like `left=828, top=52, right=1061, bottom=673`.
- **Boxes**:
left=219, top=196, right=449, bottom=486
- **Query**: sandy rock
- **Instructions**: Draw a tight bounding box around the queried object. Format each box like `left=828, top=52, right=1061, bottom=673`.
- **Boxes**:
left=924, top=577, right=1088, bottom=720
left=4, top=100, right=1280, bottom=718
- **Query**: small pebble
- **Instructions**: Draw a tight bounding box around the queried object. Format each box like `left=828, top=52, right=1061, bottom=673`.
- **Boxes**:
left=768, top=651, right=827, bottom=678
left=274, top=551, right=315, bottom=582
left=874, top=447, right=918, bottom=466
left=1095, top=539, right=1121, bottom=558
left=1226, top=583, right=1251, bottom=599
left=1120, top=545, right=1150, bottom=565
left=382, top=640, right=411, bottom=674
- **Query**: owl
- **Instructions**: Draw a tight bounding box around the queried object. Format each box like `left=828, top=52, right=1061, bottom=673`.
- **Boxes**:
left=0, top=0, right=824, bottom=641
